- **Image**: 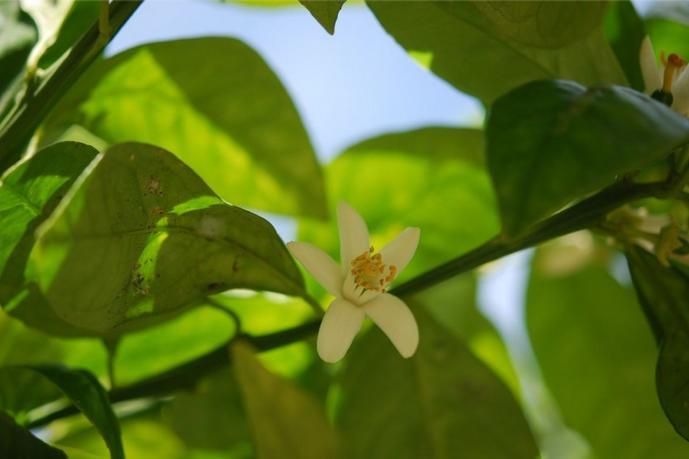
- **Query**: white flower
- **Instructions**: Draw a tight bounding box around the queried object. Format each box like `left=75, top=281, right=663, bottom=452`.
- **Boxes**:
left=640, top=36, right=689, bottom=116
left=287, top=203, right=420, bottom=363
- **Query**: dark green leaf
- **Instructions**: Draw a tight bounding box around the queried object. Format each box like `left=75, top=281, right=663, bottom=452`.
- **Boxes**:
left=22, top=142, right=303, bottom=336
left=527, top=260, right=689, bottom=457
left=43, top=37, right=326, bottom=218
left=337, top=308, right=538, bottom=459
left=605, top=0, right=646, bottom=91
left=627, top=246, right=689, bottom=440
left=231, top=340, right=339, bottom=459
left=299, top=0, right=345, bottom=34
left=486, top=80, right=689, bottom=236
left=0, top=410, right=66, bottom=459
left=366, top=1, right=626, bottom=103
left=4, top=365, right=123, bottom=459
left=0, top=141, right=99, bottom=336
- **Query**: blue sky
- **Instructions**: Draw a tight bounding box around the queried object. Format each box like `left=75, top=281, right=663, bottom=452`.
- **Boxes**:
left=108, top=0, right=483, bottom=162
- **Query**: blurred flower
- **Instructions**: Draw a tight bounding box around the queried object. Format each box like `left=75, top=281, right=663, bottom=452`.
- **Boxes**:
left=288, top=203, right=420, bottom=363
left=640, top=36, right=689, bottom=116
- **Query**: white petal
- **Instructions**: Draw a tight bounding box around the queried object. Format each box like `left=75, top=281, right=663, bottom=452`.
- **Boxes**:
left=287, top=242, right=343, bottom=296
left=364, top=293, right=419, bottom=358
left=672, top=66, right=689, bottom=116
left=640, top=36, right=661, bottom=93
left=379, top=227, right=420, bottom=275
left=317, top=299, right=365, bottom=363
left=337, top=202, right=369, bottom=270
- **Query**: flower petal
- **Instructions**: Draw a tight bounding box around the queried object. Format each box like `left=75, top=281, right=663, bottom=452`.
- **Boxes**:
left=287, top=241, right=342, bottom=296
left=379, top=227, right=420, bottom=275
left=672, top=66, right=689, bottom=116
left=317, top=299, right=365, bottom=363
left=640, top=36, right=661, bottom=93
left=364, top=293, right=419, bottom=358
left=337, top=202, right=369, bottom=270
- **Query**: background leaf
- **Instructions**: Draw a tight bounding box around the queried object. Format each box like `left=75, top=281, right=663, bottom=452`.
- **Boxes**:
left=527, top=257, right=689, bottom=457
left=486, top=80, right=689, bottom=236
left=42, top=37, right=326, bottom=218
left=231, top=340, right=339, bottom=459
left=0, top=1, right=36, bottom=116
left=366, top=1, right=626, bottom=104
left=604, top=0, right=646, bottom=91
left=337, top=308, right=538, bottom=459
left=25, top=142, right=303, bottom=335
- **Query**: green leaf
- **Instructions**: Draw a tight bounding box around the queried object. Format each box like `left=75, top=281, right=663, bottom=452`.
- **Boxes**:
left=0, top=141, right=99, bottom=335
left=470, top=1, right=607, bottom=48
left=231, top=340, right=339, bottom=458
left=626, top=246, right=689, bottom=441
left=412, top=274, right=520, bottom=393
left=22, top=142, right=303, bottom=336
left=43, top=37, right=326, bottom=219
left=298, top=127, right=499, bottom=287
left=4, top=365, right=123, bottom=459
left=366, top=1, right=626, bottom=103
left=337, top=308, right=538, bottom=459
left=605, top=0, right=646, bottom=91
left=527, top=260, right=689, bottom=457
left=645, top=18, right=689, bottom=63
left=163, top=369, right=251, bottom=452
left=486, top=79, right=689, bottom=236
left=0, top=410, right=67, bottom=459
left=299, top=0, right=345, bottom=34
left=0, top=1, right=36, bottom=114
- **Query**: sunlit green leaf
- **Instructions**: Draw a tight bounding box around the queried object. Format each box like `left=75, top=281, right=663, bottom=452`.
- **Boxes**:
left=37, top=0, right=100, bottom=69
left=23, top=142, right=303, bottom=336
left=299, top=0, right=345, bottom=34
left=471, top=1, right=606, bottom=48
left=605, top=0, right=646, bottom=91
left=232, top=340, right=339, bottom=458
left=366, top=1, right=626, bottom=103
left=0, top=410, right=66, bottom=459
left=42, top=37, right=326, bottom=218
left=645, top=18, right=689, bottom=64
left=626, top=246, right=689, bottom=441
left=486, top=79, right=689, bottom=236
left=527, top=260, right=689, bottom=457
left=337, top=308, right=538, bottom=458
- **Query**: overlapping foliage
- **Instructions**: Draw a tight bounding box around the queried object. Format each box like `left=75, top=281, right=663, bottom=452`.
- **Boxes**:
left=2, top=1, right=689, bottom=458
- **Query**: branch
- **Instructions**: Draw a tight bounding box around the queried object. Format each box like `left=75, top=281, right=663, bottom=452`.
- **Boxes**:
left=0, top=0, right=143, bottom=172
left=27, top=179, right=669, bottom=429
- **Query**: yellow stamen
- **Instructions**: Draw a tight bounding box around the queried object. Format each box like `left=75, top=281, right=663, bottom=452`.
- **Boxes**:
left=350, top=246, right=397, bottom=293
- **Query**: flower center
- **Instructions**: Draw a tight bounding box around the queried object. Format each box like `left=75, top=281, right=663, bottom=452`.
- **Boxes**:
left=350, top=246, right=397, bottom=293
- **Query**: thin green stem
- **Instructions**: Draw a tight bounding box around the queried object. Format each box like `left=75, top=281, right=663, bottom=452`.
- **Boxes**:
left=26, top=179, right=669, bottom=429
left=0, top=0, right=143, bottom=173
